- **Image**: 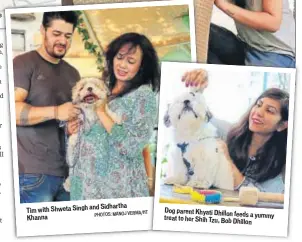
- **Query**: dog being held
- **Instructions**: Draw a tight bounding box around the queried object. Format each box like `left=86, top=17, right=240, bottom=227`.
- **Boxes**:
left=63, top=77, right=121, bottom=192
left=163, top=89, right=234, bottom=190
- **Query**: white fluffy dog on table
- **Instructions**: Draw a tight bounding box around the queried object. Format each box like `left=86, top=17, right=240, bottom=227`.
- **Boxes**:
left=163, top=87, right=234, bottom=190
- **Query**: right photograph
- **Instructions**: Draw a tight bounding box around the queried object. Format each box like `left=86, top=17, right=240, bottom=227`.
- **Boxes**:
left=153, top=62, right=295, bottom=237
left=208, top=0, right=295, bottom=68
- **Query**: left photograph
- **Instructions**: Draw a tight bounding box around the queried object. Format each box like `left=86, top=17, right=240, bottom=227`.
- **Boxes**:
left=5, top=0, right=196, bottom=236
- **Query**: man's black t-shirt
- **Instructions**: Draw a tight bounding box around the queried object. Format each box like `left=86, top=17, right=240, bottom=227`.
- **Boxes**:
left=13, top=50, right=80, bottom=177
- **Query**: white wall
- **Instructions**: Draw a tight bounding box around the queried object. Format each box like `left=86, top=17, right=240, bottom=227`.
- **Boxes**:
left=10, top=12, right=43, bottom=52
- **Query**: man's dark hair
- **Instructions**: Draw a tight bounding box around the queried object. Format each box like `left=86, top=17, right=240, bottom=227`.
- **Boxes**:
left=42, top=11, right=78, bottom=30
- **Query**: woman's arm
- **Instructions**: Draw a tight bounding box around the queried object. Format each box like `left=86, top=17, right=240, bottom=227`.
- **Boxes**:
left=96, top=87, right=157, bottom=161
left=214, top=0, right=282, bottom=32
left=219, top=140, right=283, bottom=192
left=96, top=106, right=115, bottom=133
left=143, top=146, right=155, bottom=194
left=219, top=140, right=245, bottom=187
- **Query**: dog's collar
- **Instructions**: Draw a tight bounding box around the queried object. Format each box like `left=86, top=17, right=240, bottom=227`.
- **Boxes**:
left=198, top=135, right=218, bottom=141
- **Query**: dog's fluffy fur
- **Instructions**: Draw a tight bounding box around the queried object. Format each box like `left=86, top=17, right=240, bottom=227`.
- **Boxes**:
left=163, top=89, right=234, bottom=190
left=63, top=77, right=121, bottom=192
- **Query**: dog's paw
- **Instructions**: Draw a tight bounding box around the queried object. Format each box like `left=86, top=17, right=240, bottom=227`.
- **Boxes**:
left=187, top=180, right=211, bottom=189
left=63, top=177, right=71, bottom=192
left=164, top=176, right=186, bottom=185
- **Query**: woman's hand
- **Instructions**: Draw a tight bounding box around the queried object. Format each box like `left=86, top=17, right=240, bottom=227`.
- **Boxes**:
left=96, top=100, right=107, bottom=113
left=96, top=100, right=115, bottom=133
left=182, top=69, right=208, bottom=91
left=67, top=118, right=82, bottom=135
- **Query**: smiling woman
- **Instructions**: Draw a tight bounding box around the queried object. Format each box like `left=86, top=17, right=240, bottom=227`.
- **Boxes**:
left=68, top=33, right=160, bottom=200
left=220, top=88, right=289, bottom=193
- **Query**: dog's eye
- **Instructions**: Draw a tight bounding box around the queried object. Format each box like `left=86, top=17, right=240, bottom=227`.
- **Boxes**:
left=79, top=87, right=83, bottom=91
left=190, top=92, right=195, bottom=97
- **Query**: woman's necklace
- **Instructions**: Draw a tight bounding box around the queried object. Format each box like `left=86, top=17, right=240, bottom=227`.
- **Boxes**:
left=248, top=142, right=259, bottom=161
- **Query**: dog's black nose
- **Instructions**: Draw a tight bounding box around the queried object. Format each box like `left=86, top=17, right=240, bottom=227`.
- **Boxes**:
left=184, top=100, right=190, bottom=106
left=87, top=87, right=93, bottom=92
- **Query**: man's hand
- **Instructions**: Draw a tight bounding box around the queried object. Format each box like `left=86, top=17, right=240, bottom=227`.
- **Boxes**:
left=56, top=102, right=81, bottom=121
left=182, top=69, right=208, bottom=91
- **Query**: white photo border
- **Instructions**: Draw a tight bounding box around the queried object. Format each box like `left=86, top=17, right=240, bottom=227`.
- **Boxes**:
left=153, top=62, right=296, bottom=237
left=5, top=0, right=196, bottom=237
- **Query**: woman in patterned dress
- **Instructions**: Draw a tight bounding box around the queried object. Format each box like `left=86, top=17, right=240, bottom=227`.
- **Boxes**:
left=68, top=33, right=208, bottom=200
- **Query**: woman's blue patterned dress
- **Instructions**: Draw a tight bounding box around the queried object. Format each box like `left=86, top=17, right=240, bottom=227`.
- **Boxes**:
left=70, top=85, right=157, bottom=200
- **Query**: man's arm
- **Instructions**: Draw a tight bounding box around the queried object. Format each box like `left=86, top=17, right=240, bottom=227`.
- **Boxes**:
left=15, top=87, right=79, bottom=126
left=215, top=0, right=282, bottom=32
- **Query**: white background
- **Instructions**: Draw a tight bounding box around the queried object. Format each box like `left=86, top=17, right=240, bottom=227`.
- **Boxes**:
left=1, top=0, right=302, bottom=241
left=0, top=0, right=61, bottom=28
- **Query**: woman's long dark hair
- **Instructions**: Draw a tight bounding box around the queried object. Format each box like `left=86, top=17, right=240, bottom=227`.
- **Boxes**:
left=103, top=32, right=160, bottom=98
left=227, top=88, right=289, bottom=182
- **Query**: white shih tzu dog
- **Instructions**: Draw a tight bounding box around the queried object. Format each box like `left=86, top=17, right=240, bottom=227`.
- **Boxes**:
left=63, top=77, right=121, bottom=191
left=163, top=88, right=234, bottom=190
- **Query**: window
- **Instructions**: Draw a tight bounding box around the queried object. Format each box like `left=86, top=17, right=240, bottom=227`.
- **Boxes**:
left=11, top=29, right=25, bottom=58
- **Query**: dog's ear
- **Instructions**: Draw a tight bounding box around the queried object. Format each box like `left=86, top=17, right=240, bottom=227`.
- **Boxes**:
left=101, top=80, right=111, bottom=96
left=105, top=84, right=111, bottom=96
left=205, top=109, right=213, bottom=123
left=72, top=80, right=82, bottom=103
left=164, top=104, right=171, bottom=127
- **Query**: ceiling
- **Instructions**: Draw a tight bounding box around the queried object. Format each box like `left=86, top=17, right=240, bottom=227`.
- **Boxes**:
left=20, top=4, right=192, bottom=76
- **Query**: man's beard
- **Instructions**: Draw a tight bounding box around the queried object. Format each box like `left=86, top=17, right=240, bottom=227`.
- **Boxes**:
left=45, top=44, right=66, bottom=59
left=45, top=36, right=67, bottom=59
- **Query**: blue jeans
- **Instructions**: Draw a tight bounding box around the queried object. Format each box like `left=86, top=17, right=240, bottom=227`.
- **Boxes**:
left=208, top=23, right=296, bottom=68
left=19, top=174, right=70, bottom=203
